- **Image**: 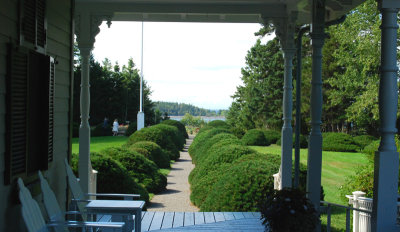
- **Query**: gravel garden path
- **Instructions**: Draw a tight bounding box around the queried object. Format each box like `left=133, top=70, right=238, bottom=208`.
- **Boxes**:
left=147, top=135, right=199, bottom=211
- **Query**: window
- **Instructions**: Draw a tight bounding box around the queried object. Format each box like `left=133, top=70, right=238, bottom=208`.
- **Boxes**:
left=5, top=44, right=55, bottom=184
left=19, top=0, right=47, bottom=53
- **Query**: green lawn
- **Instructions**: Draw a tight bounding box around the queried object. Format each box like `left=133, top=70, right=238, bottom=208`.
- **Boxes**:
left=71, top=136, right=129, bottom=154
left=251, top=144, right=369, bottom=232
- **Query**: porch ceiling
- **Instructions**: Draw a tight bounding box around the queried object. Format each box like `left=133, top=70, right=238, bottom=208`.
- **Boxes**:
left=75, top=0, right=365, bottom=25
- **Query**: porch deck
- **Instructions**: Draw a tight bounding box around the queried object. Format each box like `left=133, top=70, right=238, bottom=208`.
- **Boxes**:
left=141, top=211, right=264, bottom=231
left=102, top=211, right=264, bottom=231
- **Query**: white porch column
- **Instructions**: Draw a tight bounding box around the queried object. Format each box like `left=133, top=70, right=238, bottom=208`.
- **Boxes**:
left=306, top=0, right=326, bottom=226
left=75, top=13, right=110, bottom=193
left=275, top=18, right=296, bottom=189
left=372, top=1, right=400, bottom=231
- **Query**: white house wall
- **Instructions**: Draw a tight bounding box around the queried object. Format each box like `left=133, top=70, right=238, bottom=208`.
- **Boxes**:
left=0, top=0, right=73, bottom=231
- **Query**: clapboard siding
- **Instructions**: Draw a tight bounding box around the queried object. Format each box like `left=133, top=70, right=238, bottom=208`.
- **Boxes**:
left=48, top=25, right=71, bottom=44
left=0, top=14, right=18, bottom=39
left=55, top=98, right=70, bottom=111
left=0, top=76, right=5, bottom=93
left=0, top=0, right=18, bottom=21
left=55, top=84, right=71, bottom=98
left=0, top=57, right=6, bottom=76
left=0, top=0, right=73, bottom=230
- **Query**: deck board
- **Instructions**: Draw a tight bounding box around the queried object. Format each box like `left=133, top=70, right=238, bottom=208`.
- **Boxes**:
left=173, top=212, right=184, bottom=228
left=233, top=212, right=245, bottom=219
left=194, top=212, right=205, bottom=225
left=223, top=212, right=235, bottom=221
left=203, top=212, right=215, bottom=224
left=142, top=211, right=155, bottom=231
left=214, top=212, right=225, bottom=222
left=149, top=211, right=164, bottom=231
left=242, top=212, right=256, bottom=218
left=184, top=212, right=195, bottom=226
left=161, top=212, right=174, bottom=229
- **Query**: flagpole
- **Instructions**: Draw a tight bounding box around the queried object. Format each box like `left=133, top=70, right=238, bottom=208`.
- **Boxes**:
left=137, top=21, right=145, bottom=130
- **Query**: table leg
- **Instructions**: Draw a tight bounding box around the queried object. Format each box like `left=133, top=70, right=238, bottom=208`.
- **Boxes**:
left=135, top=209, right=142, bottom=232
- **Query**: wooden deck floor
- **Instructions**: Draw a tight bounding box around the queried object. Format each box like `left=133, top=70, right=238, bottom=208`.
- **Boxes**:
left=140, top=211, right=264, bottom=231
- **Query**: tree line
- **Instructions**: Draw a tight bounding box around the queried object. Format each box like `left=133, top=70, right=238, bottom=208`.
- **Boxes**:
left=73, top=55, right=156, bottom=128
left=155, top=101, right=227, bottom=116
left=227, top=0, right=400, bottom=136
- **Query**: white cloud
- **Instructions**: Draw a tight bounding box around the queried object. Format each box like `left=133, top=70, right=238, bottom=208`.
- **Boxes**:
left=92, top=21, right=272, bottom=109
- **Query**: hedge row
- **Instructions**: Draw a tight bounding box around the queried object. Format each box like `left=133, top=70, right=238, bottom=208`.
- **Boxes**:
left=127, top=122, right=186, bottom=160
left=188, top=122, right=282, bottom=211
left=241, top=129, right=271, bottom=146
left=71, top=152, right=151, bottom=204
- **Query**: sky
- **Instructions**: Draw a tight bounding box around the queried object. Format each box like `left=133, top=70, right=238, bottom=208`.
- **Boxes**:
left=92, top=21, right=273, bottom=110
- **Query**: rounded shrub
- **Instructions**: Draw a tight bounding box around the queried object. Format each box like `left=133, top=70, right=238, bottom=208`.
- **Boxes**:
left=241, top=129, right=271, bottom=146
left=230, top=127, right=246, bottom=139
left=191, top=133, right=239, bottom=164
left=263, top=130, right=281, bottom=144
left=340, top=164, right=375, bottom=200
left=188, top=127, right=231, bottom=162
left=190, top=164, right=231, bottom=207
left=190, top=145, right=258, bottom=184
left=128, top=141, right=170, bottom=168
left=277, top=134, right=308, bottom=148
left=89, top=152, right=149, bottom=203
left=104, top=147, right=167, bottom=193
left=153, top=124, right=185, bottom=151
left=207, top=120, right=228, bottom=128
left=127, top=125, right=180, bottom=160
left=161, top=119, right=189, bottom=139
left=200, top=155, right=280, bottom=211
left=362, top=139, right=380, bottom=157
left=322, top=132, right=360, bottom=152
left=353, top=135, right=378, bottom=150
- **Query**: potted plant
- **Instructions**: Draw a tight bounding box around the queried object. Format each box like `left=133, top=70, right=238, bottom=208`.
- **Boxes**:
left=259, top=188, right=320, bottom=232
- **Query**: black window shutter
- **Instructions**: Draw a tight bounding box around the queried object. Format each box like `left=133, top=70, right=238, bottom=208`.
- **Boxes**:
left=5, top=45, right=29, bottom=184
left=26, top=51, right=54, bottom=173
left=5, top=44, right=54, bottom=184
left=20, top=0, right=46, bottom=50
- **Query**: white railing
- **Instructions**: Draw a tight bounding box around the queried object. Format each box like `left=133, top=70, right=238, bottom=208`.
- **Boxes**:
left=321, top=191, right=400, bottom=232
left=273, top=167, right=281, bottom=190
left=346, top=191, right=372, bottom=232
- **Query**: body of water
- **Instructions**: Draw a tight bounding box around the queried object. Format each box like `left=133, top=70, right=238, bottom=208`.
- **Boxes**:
left=170, top=116, right=226, bottom=122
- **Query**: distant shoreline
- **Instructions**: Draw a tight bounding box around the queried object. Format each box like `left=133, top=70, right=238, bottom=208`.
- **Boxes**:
left=169, top=115, right=226, bottom=122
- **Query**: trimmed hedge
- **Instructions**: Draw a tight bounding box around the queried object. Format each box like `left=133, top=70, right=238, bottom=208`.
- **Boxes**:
left=104, top=147, right=167, bottom=193
left=188, top=127, right=231, bottom=162
left=153, top=124, right=185, bottom=151
left=353, top=135, right=378, bottom=150
left=200, top=154, right=280, bottom=211
left=277, top=134, right=308, bottom=148
left=127, top=125, right=180, bottom=160
left=263, top=130, right=281, bottom=144
left=322, top=132, right=360, bottom=152
left=191, top=133, right=239, bottom=164
left=72, top=152, right=149, bottom=203
left=190, top=164, right=231, bottom=207
left=189, top=144, right=258, bottom=184
left=362, top=139, right=380, bottom=157
left=241, top=129, right=270, bottom=146
left=128, top=141, right=171, bottom=168
left=161, top=119, right=189, bottom=139
left=207, top=120, right=228, bottom=128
